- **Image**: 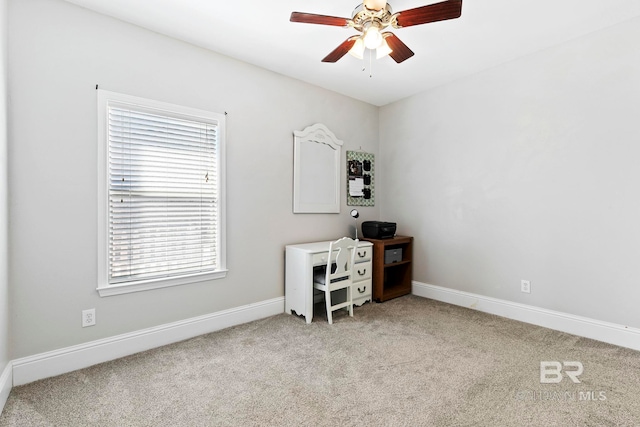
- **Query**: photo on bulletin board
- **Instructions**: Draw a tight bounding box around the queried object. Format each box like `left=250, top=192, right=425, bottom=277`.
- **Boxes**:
left=347, top=150, right=374, bottom=207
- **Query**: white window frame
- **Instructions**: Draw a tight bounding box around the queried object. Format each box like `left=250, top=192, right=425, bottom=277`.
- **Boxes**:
left=97, top=90, right=227, bottom=297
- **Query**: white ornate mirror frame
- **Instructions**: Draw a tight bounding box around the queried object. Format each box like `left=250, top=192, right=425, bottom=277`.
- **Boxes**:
left=293, top=123, right=343, bottom=213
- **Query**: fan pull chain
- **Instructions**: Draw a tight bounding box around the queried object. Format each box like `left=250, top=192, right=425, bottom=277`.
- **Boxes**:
left=359, top=49, right=378, bottom=78
left=361, top=49, right=375, bottom=78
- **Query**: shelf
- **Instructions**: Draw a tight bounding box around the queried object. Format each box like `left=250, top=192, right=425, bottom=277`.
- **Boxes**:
left=383, top=259, right=411, bottom=268
left=362, top=235, right=413, bottom=302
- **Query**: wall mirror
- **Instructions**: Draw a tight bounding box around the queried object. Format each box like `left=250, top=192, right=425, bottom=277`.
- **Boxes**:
left=293, top=123, right=343, bottom=213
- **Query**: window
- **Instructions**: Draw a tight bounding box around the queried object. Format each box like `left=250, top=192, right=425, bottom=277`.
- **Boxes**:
left=97, top=90, right=226, bottom=296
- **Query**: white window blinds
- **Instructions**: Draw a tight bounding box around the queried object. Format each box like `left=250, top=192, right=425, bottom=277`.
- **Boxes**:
left=107, top=105, right=219, bottom=284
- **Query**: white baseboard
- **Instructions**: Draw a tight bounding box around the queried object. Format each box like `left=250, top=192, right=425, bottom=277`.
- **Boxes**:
left=12, top=297, right=285, bottom=386
left=0, top=361, right=11, bottom=415
left=412, top=281, right=640, bottom=352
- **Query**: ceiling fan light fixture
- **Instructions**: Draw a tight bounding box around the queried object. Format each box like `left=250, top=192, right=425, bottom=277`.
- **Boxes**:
left=290, top=0, right=463, bottom=65
left=376, top=38, right=393, bottom=59
left=348, top=37, right=365, bottom=59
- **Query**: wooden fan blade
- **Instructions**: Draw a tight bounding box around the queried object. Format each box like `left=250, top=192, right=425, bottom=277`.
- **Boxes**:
left=384, top=33, right=415, bottom=63
left=322, top=38, right=357, bottom=63
left=395, top=0, right=462, bottom=28
left=290, top=12, right=350, bottom=27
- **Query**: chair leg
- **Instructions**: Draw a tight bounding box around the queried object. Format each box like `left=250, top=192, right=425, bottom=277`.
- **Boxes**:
left=325, top=289, right=333, bottom=325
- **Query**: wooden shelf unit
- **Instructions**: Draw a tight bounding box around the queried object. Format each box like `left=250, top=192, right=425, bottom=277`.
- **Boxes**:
left=363, top=236, right=413, bottom=302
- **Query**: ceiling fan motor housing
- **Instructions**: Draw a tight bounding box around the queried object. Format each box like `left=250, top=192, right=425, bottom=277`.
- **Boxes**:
left=350, top=3, right=396, bottom=33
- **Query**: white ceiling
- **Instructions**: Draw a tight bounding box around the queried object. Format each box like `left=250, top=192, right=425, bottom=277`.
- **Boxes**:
left=63, top=0, right=640, bottom=106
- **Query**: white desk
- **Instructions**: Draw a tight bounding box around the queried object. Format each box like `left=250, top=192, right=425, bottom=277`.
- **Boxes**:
left=285, top=240, right=373, bottom=323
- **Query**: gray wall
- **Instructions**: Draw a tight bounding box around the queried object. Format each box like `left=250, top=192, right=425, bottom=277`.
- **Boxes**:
left=379, top=16, right=640, bottom=328
left=8, top=0, right=379, bottom=358
left=0, top=0, right=8, bottom=370
left=8, top=0, right=639, bottom=362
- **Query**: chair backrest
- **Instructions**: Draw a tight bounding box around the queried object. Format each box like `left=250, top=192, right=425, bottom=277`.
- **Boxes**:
left=326, top=237, right=358, bottom=285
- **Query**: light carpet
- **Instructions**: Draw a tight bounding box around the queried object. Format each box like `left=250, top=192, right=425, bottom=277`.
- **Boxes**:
left=1, top=295, right=639, bottom=426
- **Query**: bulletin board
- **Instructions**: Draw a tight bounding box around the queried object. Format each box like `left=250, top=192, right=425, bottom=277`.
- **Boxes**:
left=346, top=150, right=374, bottom=207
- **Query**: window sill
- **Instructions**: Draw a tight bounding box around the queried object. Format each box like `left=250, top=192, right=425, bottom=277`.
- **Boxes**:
left=97, top=269, right=228, bottom=297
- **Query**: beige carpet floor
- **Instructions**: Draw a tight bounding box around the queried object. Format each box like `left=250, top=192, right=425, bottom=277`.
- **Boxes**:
left=1, top=295, right=639, bottom=426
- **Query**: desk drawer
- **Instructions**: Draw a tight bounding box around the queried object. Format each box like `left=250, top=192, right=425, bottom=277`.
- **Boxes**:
left=353, top=279, right=372, bottom=306
left=354, top=261, right=372, bottom=281
left=312, top=252, right=330, bottom=266
left=355, top=246, right=372, bottom=263
left=312, top=245, right=371, bottom=267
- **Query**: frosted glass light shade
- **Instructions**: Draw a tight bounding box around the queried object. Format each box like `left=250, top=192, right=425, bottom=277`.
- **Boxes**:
left=349, top=38, right=365, bottom=59
left=376, top=39, right=393, bottom=59
left=363, top=27, right=382, bottom=49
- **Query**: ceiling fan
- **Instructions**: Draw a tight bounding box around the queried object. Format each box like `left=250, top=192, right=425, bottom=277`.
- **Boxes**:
left=290, top=0, right=462, bottom=64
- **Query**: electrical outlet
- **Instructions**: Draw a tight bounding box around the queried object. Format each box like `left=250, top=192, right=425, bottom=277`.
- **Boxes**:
left=82, top=308, right=96, bottom=327
left=521, top=280, right=531, bottom=294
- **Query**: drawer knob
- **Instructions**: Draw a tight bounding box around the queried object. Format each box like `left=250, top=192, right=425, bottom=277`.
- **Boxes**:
left=357, top=251, right=367, bottom=258
left=357, top=269, right=366, bottom=276
left=357, top=286, right=367, bottom=294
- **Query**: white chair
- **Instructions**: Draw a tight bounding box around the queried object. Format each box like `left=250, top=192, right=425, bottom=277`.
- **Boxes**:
left=313, top=237, right=358, bottom=324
